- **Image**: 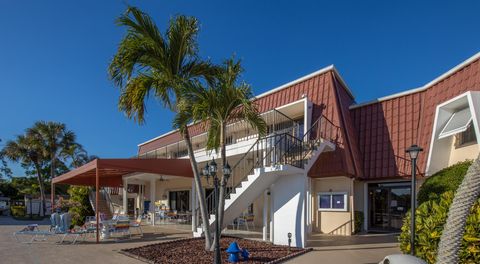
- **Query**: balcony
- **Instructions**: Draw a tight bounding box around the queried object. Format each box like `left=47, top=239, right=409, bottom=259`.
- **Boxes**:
left=139, top=108, right=303, bottom=161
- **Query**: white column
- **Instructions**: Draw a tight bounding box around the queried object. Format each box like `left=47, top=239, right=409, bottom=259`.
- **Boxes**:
left=363, top=182, right=368, bottom=232
left=122, top=177, right=127, bottom=215
left=269, top=186, right=274, bottom=242
left=263, top=189, right=268, bottom=241
left=191, top=179, right=197, bottom=232
left=150, top=178, right=156, bottom=226
left=350, top=178, right=355, bottom=235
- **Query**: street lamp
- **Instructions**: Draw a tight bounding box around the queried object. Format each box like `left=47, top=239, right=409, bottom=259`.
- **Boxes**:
left=406, top=144, right=423, bottom=256
left=202, top=158, right=231, bottom=264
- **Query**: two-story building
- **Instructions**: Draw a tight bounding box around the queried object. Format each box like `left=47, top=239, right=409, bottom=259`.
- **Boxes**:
left=53, top=51, right=480, bottom=247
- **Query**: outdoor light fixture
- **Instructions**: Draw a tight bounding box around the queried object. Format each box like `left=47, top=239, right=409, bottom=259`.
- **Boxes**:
left=223, top=162, right=232, bottom=186
left=223, top=162, right=231, bottom=178
left=201, top=157, right=224, bottom=264
left=209, top=158, right=217, bottom=175
left=406, top=144, right=423, bottom=256
left=406, top=144, right=423, bottom=160
left=287, top=232, right=292, bottom=253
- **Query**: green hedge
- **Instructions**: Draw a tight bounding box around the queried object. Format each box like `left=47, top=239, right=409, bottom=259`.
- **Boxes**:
left=10, top=205, right=25, bottom=217
left=399, top=191, right=480, bottom=263
left=417, top=160, right=472, bottom=204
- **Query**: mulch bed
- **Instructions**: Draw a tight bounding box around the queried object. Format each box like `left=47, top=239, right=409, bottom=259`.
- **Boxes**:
left=121, top=236, right=312, bottom=264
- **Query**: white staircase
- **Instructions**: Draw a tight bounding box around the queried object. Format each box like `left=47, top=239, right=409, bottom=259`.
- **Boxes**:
left=193, top=138, right=334, bottom=237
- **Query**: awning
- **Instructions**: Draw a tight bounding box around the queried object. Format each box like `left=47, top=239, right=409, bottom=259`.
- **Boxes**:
left=52, top=158, right=193, bottom=187
left=439, top=108, right=473, bottom=139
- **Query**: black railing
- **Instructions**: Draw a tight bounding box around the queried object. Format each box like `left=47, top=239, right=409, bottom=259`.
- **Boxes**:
left=197, top=114, right=339, bottom=222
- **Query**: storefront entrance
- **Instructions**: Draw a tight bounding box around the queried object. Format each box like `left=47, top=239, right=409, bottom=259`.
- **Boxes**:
left=368, top=182, right=411, bottom=231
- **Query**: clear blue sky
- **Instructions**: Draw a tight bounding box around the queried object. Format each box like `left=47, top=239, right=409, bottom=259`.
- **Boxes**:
left=1, top=0, right=479, bottom=176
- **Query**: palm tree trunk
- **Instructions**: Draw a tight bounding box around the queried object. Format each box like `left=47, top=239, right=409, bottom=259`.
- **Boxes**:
left=34, top=163, right=47, bottom=216
left=211, top=122, right=227, bottom=251
left=183, top=127, right=213, bottom=250
left=436, top=155, right=480, bottom=264
left=51, top=153, right=56, bottom=179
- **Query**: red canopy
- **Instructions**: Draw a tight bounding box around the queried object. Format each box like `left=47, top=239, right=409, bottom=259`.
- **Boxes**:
left=52, top=158, right=193, bottom=187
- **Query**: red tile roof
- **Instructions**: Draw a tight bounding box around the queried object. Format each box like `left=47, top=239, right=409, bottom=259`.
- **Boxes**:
left=137, top=53, right=480, bottom=180
left=351, top=55, right=480, bottom=179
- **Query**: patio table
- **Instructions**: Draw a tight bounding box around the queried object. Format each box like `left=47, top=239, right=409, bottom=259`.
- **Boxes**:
left=176, top=212, right=192, bottom=224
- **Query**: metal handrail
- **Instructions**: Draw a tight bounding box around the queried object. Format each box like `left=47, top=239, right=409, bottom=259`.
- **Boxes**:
left=203, top=132, right=302, bottom=216
left=101, top=188, right=115, bottom=216
left=196, top=114, right=340, bottom=227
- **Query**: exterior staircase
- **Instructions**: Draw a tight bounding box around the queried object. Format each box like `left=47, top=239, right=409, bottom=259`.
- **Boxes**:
left=193, top=115, right=338, bottom=237
left=89, top=188, right=114, bottom=220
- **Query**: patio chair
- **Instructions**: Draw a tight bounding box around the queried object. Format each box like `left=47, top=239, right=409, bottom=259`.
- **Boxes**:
left=166, top=210, right=177, bottom=222
left=50, top=212, right=60, bottom=231
left=109, top=215, right=131, bottom=240
left=14, top=212, right=63, bottom=243
left=56, top=212, right=85, bottom=244
left=236, top=213, right=255, bottom=231
left=13, top=212, right=84, bottom=244
left=13, top=224, right=56, bottom=244
left=130, top=215, right=143, bottom=236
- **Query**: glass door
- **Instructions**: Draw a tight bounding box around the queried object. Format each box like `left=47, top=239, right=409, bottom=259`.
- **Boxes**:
left=368, top=182, right=411, bottom=231
left=169, top=190, right=190, bottom=212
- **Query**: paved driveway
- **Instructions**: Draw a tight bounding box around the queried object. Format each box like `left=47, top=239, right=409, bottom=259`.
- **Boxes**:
left=286, top=233, right=401, bottom=264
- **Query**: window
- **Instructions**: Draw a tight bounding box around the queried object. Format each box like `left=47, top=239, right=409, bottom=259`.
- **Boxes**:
left=318, top=192, right=348, bottom=211
left=455, top=123, right=477, bottom=147
left=439, top=108, right=472, bottom=139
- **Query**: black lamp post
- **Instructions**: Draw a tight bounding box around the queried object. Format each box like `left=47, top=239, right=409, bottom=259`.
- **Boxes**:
left=406, top=144, right=423, bottom=256
left=202, top=158, right=231, bottom=264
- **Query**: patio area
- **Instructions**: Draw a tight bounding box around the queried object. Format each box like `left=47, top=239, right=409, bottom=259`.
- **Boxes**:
left=1, top=215, right=400, bottom=264
left=0, top=216, right=192, bottom=264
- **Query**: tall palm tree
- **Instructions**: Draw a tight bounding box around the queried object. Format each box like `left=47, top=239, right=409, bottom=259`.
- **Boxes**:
left=186, top=58, right=267, bottom=249
left=3, top=135, right=48, bottom=214
left=108, top=6, right=217, bottom=249
left=27, top=121, right=77, bottom=180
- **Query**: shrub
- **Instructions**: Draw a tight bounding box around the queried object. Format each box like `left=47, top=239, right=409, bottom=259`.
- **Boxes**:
left=10, top=205, right=25, bottom=217
left=399, top=191, right=480, bottom=264
left=66, top=186, right=94, bottom=226
left=417, top=160, right=472, bottom=204
left=354, top=211, right=364, bottom=233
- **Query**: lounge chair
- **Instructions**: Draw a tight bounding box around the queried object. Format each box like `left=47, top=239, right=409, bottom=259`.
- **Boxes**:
left=13, top=224, right=56, bottom=244
left=14, top=212, right=84, bottom=244
left=56, top=213, right=86, bottom=244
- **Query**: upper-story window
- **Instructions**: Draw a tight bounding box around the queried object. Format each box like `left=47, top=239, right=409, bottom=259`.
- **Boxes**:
left=455, top=124, right=477, bottom=148
left=175, top=149, right=189, bottom=158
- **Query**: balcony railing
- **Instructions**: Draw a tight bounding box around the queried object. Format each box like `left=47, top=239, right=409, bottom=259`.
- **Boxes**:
left=139, top=109, right=301, bottom=159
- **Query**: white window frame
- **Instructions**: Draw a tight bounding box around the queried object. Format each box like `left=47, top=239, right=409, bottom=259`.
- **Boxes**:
left=317, top=192, right=348, bottom=212
left=438, top=108, right=473, bottom=139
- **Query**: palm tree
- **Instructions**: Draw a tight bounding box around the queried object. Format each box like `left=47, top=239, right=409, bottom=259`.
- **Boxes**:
left=27, top=121, right=77, bottom=180
left=186, top=58, right=267, bottom=250
left=108, top=6, right=217, bottom=249
left=436, top=155, right=480, bottom=263
left=63, top=143, right=96, bottom=168
left=0, top=139, right=13, bottom=179
left=3, top=134, right=48, bottom=214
